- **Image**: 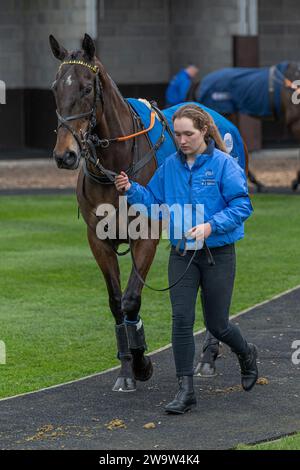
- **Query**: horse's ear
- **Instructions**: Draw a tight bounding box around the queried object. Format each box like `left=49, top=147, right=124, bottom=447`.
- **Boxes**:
left=82, top=33, right=95, bottom=61
left=49, top=35, right=67, bottom=61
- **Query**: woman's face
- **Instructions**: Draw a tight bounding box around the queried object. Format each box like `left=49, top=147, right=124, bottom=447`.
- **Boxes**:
left=174, top=117, right=207, bottom=158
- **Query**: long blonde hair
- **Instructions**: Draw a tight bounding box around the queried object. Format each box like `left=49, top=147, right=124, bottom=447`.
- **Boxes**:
left=172, top=104, right=227, bottom=153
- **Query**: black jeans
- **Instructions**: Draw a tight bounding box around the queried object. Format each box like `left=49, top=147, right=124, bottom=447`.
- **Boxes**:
left=168, top=243, right=248, bottom=377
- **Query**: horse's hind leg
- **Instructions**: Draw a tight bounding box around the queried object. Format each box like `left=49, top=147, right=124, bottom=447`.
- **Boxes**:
left=87, top=229, right=136, bottom=392
left=247, top=168, right=265, bottom=193
left=122, top=238, right=159, bottom=382
left=194, top=292, right=220, bottom=377
left=291, top=170, right=300, bottom=191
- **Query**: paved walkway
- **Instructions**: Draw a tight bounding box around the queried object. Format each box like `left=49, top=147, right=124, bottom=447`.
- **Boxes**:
left=0, top=287, right=300, bottom=450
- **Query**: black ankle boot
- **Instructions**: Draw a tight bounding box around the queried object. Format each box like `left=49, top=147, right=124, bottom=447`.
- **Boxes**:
left=165, top=376, right=197, bottom=414
left=237, top=343, right=258, bottom=391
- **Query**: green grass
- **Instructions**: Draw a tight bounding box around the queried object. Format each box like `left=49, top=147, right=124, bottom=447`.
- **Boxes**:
left=237, top=432, right=300, bottom=450
left=0, top=193, right=300, bottom=400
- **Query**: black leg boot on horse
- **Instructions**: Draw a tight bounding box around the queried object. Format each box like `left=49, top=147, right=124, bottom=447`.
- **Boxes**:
left=121, top=239, right=158, bottom=383
left=113, top=323, right=136, bottom=392
left=84, top=232, right=136, bottom=393
left=194, top=329, right=220, bottom=377
left=125, top=316, right=153, bottom=382
left=194, top=292, right=220, bottom=377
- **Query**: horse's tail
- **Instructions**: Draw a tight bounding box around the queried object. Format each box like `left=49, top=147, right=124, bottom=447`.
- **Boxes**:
left=186, top=80, right=200, bottom=102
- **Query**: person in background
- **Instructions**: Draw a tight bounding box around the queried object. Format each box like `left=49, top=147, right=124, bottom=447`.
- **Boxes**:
left=166, top=65, right=199, bottom=106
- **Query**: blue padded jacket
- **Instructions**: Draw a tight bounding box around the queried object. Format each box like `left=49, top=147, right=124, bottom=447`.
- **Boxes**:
left=125, top=139, right=253, bottom=250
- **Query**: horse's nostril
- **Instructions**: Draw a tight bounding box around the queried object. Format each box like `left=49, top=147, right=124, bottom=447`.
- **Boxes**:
left=53, top=152, right=63, bottom=166
left=64, top=151, right=77, bottom=167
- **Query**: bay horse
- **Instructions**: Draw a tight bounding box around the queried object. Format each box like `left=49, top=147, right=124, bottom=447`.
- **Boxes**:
left=49, top=33, right=160, bottom=392
left=49, top=34, right=242, bottom=391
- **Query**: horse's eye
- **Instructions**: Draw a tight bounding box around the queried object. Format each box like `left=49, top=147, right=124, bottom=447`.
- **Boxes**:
left=84, top=86, right=93, bottom=95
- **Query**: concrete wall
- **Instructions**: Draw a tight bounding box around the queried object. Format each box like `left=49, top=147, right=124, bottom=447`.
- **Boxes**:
left=0, top=0, right=24, bottom=88
left=169, top=0, right=239, bottom=79
left=97, top=0, right=170, bottom=83
left=0, top=0, right=91, bottom=90
left=259, top=0, right=300, bottom=65
left=2, top=0, right=300, bottom=89
left=0, top=0, right=244, bottom=151
left=98, top=0, right=240, bottom=83
left=23, top=0, right=88, bottom=89
left=0, top=0, right=241, bottom=90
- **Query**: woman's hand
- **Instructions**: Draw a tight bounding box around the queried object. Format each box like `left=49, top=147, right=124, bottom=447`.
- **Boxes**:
left=115, top=171, right=131, bottom=192
left=187, top=223, right=212, bottom=240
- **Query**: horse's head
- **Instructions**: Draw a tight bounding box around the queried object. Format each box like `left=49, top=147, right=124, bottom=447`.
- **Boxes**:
left=281, top=62, right=300, bottom=139
left=49, top=33, right=102, bottom=170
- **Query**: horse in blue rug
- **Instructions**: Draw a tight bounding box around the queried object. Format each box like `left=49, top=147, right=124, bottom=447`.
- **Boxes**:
left=50, top=34, right=249, bottom=393
left=166, top=63, right=300, bottom=190
left=127, top=98, right=247, bottom=173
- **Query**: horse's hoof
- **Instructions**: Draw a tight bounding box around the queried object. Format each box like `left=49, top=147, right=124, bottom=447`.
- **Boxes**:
left=291, top=180, right=298, bottom=192
left=112, top=376, right=136, bottom=392
left=257, top=184, right=265, bottom=193
left=133, top=355, right=153, bottom=382
left=194, top=361, right=217, bottom=377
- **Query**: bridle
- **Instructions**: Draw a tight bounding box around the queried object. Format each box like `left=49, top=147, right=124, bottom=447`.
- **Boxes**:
left=54, top=59, right=157, bottom=184
left=54, top=60, right=113, bottom=177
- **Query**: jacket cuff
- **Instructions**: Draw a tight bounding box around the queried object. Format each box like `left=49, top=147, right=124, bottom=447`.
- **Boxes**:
left=124, top=180, right=136, bottom=197
left=208, top=219, right=217, bottom=233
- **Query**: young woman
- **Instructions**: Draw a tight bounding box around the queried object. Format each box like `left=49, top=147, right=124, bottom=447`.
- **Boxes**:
left=115, top=104, right=258, bottom=415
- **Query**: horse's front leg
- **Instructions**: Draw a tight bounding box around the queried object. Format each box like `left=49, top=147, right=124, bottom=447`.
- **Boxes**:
left=87, top=228, right=136, bottom=392
left=122, top=238, right=159, bottom=382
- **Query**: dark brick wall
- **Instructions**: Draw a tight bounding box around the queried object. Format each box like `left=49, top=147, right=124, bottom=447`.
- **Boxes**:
left=259, top=0, right=300, bottom=65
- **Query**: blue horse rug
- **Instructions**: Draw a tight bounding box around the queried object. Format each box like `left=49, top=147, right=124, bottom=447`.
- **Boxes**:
left=197, top=62, right=289, bottom=117
left=126, top=98, right=246, bottom=171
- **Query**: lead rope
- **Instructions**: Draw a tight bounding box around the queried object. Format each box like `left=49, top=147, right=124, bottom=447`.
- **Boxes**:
left=129, top=235, right=215, bottom=292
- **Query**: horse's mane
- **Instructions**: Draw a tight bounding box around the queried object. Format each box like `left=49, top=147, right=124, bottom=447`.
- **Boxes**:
left=107, top=73, right=125, bottom=101
left=94, top=55, right=127, bottom=106
left=68, top=50, right=124, bottom=101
